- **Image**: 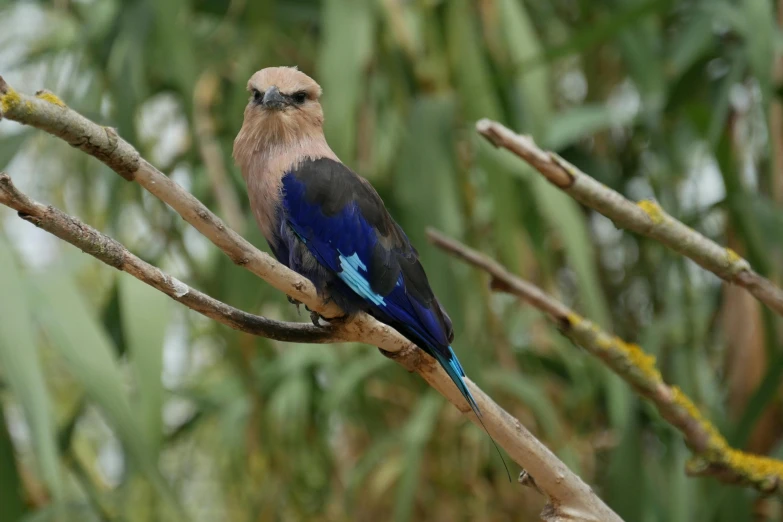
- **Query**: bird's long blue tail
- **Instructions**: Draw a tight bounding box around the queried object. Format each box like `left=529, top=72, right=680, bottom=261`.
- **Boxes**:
left=434, top=347, right=481, bottom=416
left=433, top=346, right=511, bottom=481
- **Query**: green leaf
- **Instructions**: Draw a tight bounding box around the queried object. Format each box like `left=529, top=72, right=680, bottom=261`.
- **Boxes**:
left=545, top=105, right=636, bottom=150
left=0, top=130, right=31, bottom=169
left=323, top=352, right=388, bottom=411
left=485, top=370, right=563, bottom=441
left=533, top=0, right=674, bottom=68
left=150, top=0, right=198, bottom=102
left=711, top=0, right=775, bottom=99
left=0, top=406, right=26, bottom=522
left=394, top=393, right=440, bottom=522
left=528, top=179, right=626, bottom=428
left=119, top=272, right=170, bottom=456
left=446, top=0, right=523, bottom=267
left=0, top=238, right=63, bottom=502
left=393, top=95, right=463, bottom=308
left=33, top=272, right=181, bottom=515
left=497, top=0, right=551, bottom=135
left=318, top=0, right=375, bottom=161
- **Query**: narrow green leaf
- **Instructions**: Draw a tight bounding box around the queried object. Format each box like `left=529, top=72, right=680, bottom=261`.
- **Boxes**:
left=530, top=0, right=674, bottom=68
left=446, top=0, right=523, bottom=267
left=485, top=370, right=563, bottom=441
left=393, top=95, right=463, bottom=308
left=497, top=0, right=551, bottom=135
left=33, top=272, right=181, bottom=514
left=0, top=238, right=63, bottom=502
left=711, top=0, right=775, bottom=99
left=394, top=393, right=440, bottom=522
left=0, top=406, right=26, bottom=522
left=545, top=105, right=636, bottom=150
left=318, top=0, right=374, bottom=161
left=323, top=353, right=388, bottom=411
left=119, top=273, right=170, bottom=456
left=0, top=130, right=31, bottom=168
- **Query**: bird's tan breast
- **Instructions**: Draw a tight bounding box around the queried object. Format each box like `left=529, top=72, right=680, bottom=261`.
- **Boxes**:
left=242, top=138, right=338, bottom=243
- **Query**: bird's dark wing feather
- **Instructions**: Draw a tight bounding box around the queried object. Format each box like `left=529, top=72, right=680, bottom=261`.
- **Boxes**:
left=279, top=157, right=454, bottom=351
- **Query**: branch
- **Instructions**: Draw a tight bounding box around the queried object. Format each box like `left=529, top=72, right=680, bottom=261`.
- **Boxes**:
left=0, top=173, right=338, bottom=344
left=476, top=119, right=783, bottom=318
left=428, top=228, right=783, bottom=496
left=0, top=79, right=623, bottom=520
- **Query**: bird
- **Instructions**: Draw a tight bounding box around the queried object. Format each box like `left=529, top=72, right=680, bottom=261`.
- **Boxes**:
left=232, top=66, right=481, bottom=421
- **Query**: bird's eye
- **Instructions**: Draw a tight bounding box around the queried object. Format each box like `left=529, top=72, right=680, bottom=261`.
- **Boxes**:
left=252, top=89, right=263, bottom=102
left=292, top=91, right=307, bottom=104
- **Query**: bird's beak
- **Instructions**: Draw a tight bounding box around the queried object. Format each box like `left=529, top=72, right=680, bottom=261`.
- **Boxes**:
left=262, top=86, right=287, bottom=110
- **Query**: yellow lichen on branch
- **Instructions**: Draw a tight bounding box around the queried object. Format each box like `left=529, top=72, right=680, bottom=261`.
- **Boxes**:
left=637, top=199, right=665, bottom=225
left=476, top=119, right=783, bottom=317
left=0, top=77, right=628, bottom=522
left=0, top=85, right=21, bottom=114
left=723, top=450, right=783, bottom=490
left=567, top=312, right=661, bottom=387
left=35, top=90, right=66, bottom=108
left=428, top=228, right=783, bottom=497
left=669, top=387, right=727, bottom=452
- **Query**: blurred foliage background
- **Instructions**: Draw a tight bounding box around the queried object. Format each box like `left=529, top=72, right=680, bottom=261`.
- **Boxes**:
left=1, top=0, right=783, bottom=520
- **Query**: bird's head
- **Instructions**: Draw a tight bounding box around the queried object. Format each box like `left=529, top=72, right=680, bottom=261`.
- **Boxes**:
left=236, top=67, right=324, bottom=151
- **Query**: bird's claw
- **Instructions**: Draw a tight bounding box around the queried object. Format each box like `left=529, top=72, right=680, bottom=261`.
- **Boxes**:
left=309, top=311, right=350, bottom=327
left=287, top=296, right=302, bottom=316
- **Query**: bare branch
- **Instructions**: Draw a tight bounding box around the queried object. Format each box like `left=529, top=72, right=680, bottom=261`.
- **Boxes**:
left=0, top=78, right=624, bottom=521
left=428, top=228, right=783, bottom=496
left=0, top=173, right=338, bottom=344
left=476, top=119, right=783, bottom=318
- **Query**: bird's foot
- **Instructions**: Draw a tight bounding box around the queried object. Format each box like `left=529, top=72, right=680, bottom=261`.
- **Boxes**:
left=309, top=310, right=350, bottom=327
left=287, top=295, right=302, bottom=316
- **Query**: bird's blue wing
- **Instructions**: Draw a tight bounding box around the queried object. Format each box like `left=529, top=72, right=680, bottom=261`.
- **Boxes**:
left=278, top=158, right=479, bottom=415
left=279, top=158, right=453, bottom=350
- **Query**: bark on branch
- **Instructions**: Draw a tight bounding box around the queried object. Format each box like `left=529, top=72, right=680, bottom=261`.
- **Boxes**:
left=0, top=173, right=338, bottom=344
left=428, top=228, right=783, bottom=496
left=0, top=78, right=623, bottom=521
left=476, top=119, right=783, bottom=318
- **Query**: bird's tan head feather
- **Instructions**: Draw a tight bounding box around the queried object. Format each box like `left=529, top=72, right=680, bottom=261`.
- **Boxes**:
left=233, top=66, right=327, bottom=170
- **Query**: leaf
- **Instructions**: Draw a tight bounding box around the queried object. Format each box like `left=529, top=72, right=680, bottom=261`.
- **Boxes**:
left=32, top=272, right=181, bottom=514
left=485, top=370, right=563, bottom=441
left=0, top=406, right=26, bottom=521
left=119, top=272, right=170, bottom=456
left=497, top=0, right=551, bottom=135
left=665, top=11, right=715, bottom=80
left=535, top=0, right=674, bottom=67
left=318, top=0, right=375, bottom=161
left=393, top=95, right=463, bottom=308
left=323, top=352, right=388, bottom=411
left=150, top=0, right=198, bottom=102
left=545, top=104, right=636, bottom=150
left=0, top=130, right=31, bottom=169
left=527, top=179, right=626, bottom=428
left=446, top=0, right=523, bottom=267
left=0, top=238, right=63, bottom=502
left=394, top=393, right=440, bottom=522
left=710, top=0, right=775, bottom=99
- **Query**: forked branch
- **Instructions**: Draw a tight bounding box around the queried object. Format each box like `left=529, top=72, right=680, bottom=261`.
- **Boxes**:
left=0, top=78, right=622, bottom=522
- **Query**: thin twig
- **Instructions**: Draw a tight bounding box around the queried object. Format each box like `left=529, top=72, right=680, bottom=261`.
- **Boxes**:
left=476, top=119, right=783, bottom=318
left=0, top=173, right=338, bottom=344
left=0, top=78, right=623, bottom=521
left=428, top=228, right=783, bottom=496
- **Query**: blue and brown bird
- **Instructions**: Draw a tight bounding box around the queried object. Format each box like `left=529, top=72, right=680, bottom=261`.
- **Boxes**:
left=233, top=66, right=480, bottom=418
